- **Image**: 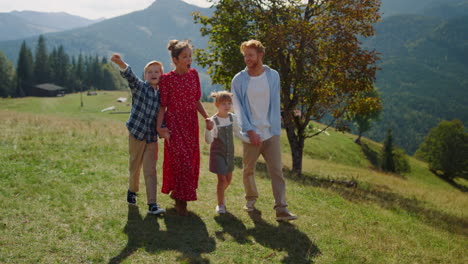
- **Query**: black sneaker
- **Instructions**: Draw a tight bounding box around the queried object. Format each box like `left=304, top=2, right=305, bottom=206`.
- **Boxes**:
left=127, top=190, right=137, bottom=205
left=148, top=203, right=166, bottom=215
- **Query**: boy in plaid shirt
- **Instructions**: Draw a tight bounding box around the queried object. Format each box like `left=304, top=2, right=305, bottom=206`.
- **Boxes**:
left=111, top=53, right=167, bottom=215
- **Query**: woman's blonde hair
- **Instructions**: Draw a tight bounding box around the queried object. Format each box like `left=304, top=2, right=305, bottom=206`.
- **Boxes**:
left=144, top=61, right=164, bottom=74
left=210, top=91, right=233, bottom=104
left=240, top=39, right=265, bottom=54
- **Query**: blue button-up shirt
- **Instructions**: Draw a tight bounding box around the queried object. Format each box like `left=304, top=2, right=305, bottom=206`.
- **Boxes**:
left=231, top=65, right=282, bottom=138
left=121, top=66, right=160, bottom=143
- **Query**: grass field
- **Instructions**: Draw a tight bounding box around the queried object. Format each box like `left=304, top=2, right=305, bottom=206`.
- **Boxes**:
left=0, top=91, right=467, bottom=263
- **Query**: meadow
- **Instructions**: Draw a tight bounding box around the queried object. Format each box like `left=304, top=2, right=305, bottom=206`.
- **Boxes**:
left=0, top=91, right=466, bottom=263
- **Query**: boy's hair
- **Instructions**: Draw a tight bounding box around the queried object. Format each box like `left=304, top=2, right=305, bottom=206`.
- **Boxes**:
left=167, top=39, right=193, bottom=58
left=210, top=91, right=233, bottom=104
left=240, top=39, right=265, bottom=54
left=144, top=61, right=164, bottom=74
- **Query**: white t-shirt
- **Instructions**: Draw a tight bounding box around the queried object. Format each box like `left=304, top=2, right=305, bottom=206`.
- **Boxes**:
left=204, top=113, right=250, bottom=144
left=247, top=71, right=272, bottom=141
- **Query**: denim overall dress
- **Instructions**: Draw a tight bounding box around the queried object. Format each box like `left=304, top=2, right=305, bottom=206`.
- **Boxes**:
left=209, top=114, right=235, bottom=175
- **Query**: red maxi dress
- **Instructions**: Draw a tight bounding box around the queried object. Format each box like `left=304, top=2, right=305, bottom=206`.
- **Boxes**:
left=159, top=68, right=201, bottom=201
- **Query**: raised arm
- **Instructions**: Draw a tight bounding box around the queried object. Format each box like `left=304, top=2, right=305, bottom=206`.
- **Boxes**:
left=111, top=53, right=127, bottom=70
left=111, top=53, right=144, bottom=93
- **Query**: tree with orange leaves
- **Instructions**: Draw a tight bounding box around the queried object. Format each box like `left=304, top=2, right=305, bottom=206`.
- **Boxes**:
left=194, top=0, right=382, bottom=175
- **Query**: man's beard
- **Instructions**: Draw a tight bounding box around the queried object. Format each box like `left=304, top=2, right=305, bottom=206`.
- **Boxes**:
left=248, top=60, right=260, bottom=68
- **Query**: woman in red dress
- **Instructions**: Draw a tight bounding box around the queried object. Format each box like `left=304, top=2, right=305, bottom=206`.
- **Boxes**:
left=156, top=39, right=213, bottom=216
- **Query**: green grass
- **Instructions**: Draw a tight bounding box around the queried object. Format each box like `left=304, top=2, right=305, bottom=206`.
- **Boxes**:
left=0, top=90, right=132, bottom=123
left=0, top=92, right=467, bottom=263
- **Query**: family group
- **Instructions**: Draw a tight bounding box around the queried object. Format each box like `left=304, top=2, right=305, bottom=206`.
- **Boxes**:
left=111, top=39, right=297, bottom=221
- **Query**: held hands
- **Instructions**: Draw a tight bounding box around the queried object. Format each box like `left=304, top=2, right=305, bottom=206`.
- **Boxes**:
left=205, top=118, right=214, bottom=131
left=110, top=53, right=126, bottom=70
left=157, top=127, right=171, bottom=143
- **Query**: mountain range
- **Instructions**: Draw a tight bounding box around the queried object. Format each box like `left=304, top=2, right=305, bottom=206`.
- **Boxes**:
left=362, top=0, right=468, bottom=153
left=380, top=0, right=468, bottom=18
left=0, top=0, right=466, bottom=154
left=0, top=0, right=213, bottom=88
left=0, top=11, right=101, bottom=41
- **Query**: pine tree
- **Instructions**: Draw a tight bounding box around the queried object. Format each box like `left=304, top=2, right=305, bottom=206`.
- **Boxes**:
left=85, top=55, right=94, bottom=89
left=33, top=35, right=50, bottom=84
left=49, top=47, right=58, bottom=83
left=75, top=54, right=84, bottom=91
left=68, top=56, right=78, bottom=93
left=55, top=45, right=70, bottom=87
left=16, top=41, right=34, bottom=97
left=382, top=129, right=396, bottom=172
left=92, top=55, right=103, bottom=90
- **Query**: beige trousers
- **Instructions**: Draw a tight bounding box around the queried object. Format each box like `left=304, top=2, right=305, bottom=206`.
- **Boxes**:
left=242, top=135, right=287, bottom=209
left=128, top=134, right=158, bottom=204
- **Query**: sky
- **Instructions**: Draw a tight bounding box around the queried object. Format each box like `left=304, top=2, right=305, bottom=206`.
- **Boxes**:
left=0, top=0, right=212, bottom=20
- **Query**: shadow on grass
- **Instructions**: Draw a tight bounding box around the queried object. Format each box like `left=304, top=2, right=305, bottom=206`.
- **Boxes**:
left=214, top=212, right=250, bottom=245
left=214, top=211, right=321, bottom=263
left=431, top=170, right=468, bottom=193
left=233, top=155, right=468, bottom=237
left=445, top=179, right=468, bottom=193
left=109, top=205, right=215, bottom=264
left=360, top=142, right=380, bottom=169
left=291, top=172, right=468, bottom=237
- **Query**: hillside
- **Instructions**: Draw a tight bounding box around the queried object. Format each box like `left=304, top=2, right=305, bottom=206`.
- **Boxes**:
left=362, top=14, right=468, bottom=153
left=0, top=11, right=99, bottom=41
left=0, top=92, right=467, bottom=263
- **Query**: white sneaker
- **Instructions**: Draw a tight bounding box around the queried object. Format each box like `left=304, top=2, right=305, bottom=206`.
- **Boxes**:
left=216, top=204, right=226, bottom=214
left=243, top=200, right=256, bottom=212
left=148, top=203, right=166, bottom=215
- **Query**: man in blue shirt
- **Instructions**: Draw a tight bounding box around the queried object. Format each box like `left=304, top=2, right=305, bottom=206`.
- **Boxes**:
left=232, top=40, right=297, bottom=221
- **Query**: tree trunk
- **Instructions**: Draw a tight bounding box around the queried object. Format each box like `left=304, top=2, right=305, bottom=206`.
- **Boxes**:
left=284, top=119, right=305, bottom=176
left=355, top=131, right=362, bottom=145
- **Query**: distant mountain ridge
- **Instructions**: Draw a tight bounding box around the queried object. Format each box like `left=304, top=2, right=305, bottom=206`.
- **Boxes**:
left=0, top=10, right=100, bottom=41
left=380, top=0, right=467, bottom=18
left=0, top=0, right=212, bottom=84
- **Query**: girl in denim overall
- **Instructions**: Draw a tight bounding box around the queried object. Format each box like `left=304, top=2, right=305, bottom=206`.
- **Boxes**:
left=205, top=91, right=249, bottom=214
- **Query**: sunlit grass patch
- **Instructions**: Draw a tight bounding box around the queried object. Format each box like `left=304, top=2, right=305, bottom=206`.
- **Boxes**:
left=0, top=94, right=467, bottom=263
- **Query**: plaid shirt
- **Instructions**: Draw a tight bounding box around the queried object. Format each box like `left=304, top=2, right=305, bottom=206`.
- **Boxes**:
left=121, top=66, right=160, bottom=143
